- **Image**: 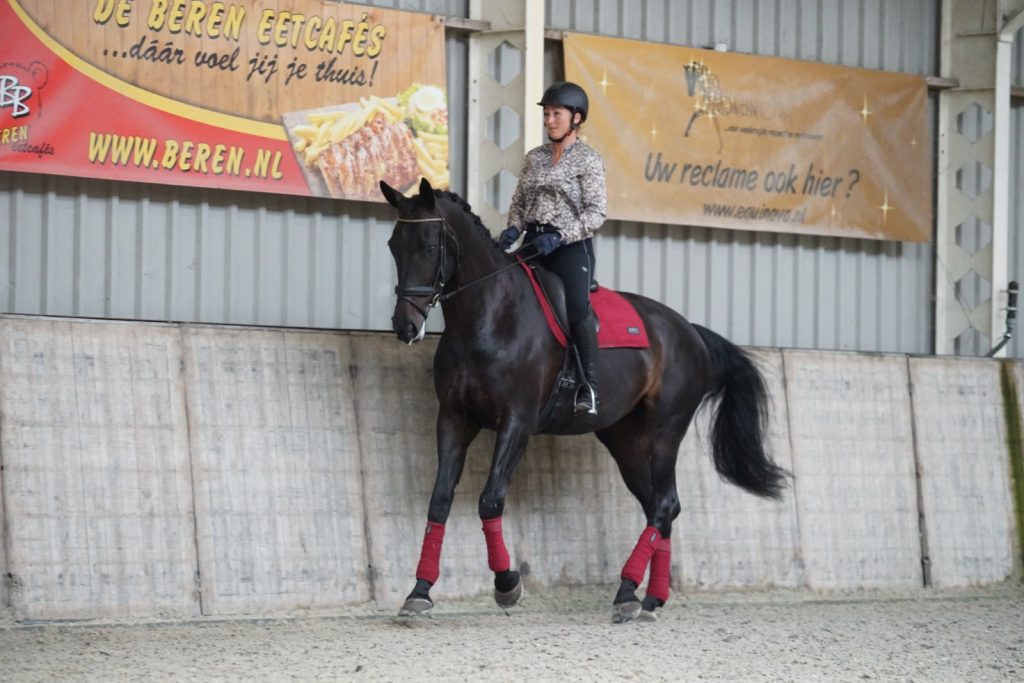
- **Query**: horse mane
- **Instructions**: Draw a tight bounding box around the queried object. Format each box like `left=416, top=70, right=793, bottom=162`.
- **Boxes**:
left=433, top=189, right=500, bottom=247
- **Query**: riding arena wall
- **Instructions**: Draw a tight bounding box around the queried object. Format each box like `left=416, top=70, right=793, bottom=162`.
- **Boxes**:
left=0, top=315, right=1020, bottom=621
left=8, top=0, right=1024, bottom=359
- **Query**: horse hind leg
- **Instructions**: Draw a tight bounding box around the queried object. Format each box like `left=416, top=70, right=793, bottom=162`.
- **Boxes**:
left=639, top=534, right=673, bottom=621
left=613, top=525, right=661, bottom=624
left=612, top=487, right=680, bottom=624
left=599, top=420, right=687, bottom=625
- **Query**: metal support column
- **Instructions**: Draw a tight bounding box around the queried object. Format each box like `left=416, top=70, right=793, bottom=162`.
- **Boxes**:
left=467, top=1, right=545, bottom=234
left=936, top=0, right=1024, bottom=355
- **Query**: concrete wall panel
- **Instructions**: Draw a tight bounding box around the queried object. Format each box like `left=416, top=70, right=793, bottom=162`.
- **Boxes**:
left=675, top=349, right=803, bottom=590
left=784, top=351, right=923, bottom=589
left=910, top=358, right=1017, bottom=586
left=0, top=318, right=197, bottom=620
left=183, top=327, right=370, bottom=614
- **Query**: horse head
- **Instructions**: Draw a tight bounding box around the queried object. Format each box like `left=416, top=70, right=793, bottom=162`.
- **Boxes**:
left=380, top=177, right=459, bottom=344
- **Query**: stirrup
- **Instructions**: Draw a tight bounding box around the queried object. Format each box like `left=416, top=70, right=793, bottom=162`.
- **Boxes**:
left=575, top=383, right=598, bottom=415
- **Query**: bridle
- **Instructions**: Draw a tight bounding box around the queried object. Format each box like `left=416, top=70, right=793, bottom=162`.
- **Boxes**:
left=392, top=213, right=543, bottom=321
left=393, top=215, right=458, bottom=320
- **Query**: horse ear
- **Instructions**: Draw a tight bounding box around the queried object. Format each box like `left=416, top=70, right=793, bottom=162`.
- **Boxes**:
left=379, top=180, right=405, bottom=209
left=418, top=177, right=435, bottom=211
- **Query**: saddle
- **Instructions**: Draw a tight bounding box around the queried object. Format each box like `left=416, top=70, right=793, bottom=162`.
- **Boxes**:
left=517, top=259, right=649, bottom=430
left=517, top=260, right=650, bottom=349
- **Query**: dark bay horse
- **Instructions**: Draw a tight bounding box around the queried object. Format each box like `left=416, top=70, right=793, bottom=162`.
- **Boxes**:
left=381, top=177, right=786, bottom=623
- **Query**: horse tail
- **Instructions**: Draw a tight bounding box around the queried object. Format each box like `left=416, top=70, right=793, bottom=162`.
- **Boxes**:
left=694, top=325, right=788, bottom=499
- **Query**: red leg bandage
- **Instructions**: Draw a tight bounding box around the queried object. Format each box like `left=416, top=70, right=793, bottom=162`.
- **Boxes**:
left=415, top=521, right=446, bottom=584
left=621, top=525, right=661, bottom=585
left=482, top=516, right=511, bottom=572
left=646, top=536, right=672, bottom=602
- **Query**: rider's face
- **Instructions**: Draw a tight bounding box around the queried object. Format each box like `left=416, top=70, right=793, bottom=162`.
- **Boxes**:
left=543, top=105, right=577, bottom=139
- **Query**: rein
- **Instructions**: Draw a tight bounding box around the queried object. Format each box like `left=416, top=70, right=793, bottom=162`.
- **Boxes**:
left=438, top=251, right=541, bottom=302
left=394, top=215, right=541, bottom=316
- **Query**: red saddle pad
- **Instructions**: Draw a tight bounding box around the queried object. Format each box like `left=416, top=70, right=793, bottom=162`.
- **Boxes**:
left=519, top=261, right=650, bottom=349
left=591, top=286, right=650, bottom=348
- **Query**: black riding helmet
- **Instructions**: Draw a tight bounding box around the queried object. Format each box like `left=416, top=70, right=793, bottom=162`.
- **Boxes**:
left=538, top=81, right=589, bottom=127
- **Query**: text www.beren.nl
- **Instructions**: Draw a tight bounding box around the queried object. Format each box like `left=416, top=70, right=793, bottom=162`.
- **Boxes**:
left=87, top=132, right=283, bottom=179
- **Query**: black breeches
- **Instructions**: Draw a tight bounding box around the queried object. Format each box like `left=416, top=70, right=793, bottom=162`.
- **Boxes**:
left=536, top=238, right=595, bottom=325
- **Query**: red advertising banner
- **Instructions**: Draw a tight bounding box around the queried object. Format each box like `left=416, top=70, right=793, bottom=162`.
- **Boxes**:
left=0, top=0, right=448, bottom=201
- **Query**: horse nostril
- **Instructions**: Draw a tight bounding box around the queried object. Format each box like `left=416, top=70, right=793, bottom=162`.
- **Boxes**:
left=394, top=321, right=417, bottom=343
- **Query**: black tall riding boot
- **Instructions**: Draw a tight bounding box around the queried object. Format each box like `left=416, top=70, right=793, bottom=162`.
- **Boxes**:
left=571, top=313, right=599, bottom=415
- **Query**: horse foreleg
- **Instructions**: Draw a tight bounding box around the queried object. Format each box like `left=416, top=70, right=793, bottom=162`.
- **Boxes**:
left=400, top=524, right=445, bottom=616
left=478, top=418, right=532, bottom=608
left=683, top=110, right=702, bottom=138
left=398, top=412, right=479, bottom=617
left=482, top=515, right=521, bottom=606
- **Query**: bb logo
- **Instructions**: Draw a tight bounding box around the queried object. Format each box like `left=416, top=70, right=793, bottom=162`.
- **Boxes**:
left=0, top=61, right=49, bottom=120
left=0, top=76, right=32, bottom=118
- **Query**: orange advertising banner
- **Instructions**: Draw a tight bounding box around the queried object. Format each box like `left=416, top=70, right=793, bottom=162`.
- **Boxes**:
left=0, top=0, right=448, bottom=201
left=564, top=33, right=932, bottom=242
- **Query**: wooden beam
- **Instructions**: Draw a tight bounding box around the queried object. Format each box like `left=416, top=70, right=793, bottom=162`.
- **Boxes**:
left=441, top=16, right=491, bottom=32
left=926, top=75, right=961, bottom=90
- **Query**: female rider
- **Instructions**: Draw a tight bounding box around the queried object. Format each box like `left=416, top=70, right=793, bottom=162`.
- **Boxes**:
left=498, top=81, right=607, bottom=415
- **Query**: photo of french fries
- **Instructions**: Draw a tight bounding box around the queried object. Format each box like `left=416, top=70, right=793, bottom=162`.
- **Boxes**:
left=409, top=130, right=450, bottom=192
left=285, top=85, right=449, bottom=200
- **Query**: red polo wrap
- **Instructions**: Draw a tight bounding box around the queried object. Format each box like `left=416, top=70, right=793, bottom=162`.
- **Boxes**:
left=646, top=536, right=672, bottom=602
left=415, top=521, right=446, bottom=584
left=482, top=516, right=511, bottom=572
left=621, top=525, right=661, bottom=585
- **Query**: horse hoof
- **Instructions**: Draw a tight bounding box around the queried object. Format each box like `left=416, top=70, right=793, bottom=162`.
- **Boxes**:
left=612, top=600, right=642, bottom=624
left=398, top=597, right=434, bottom=617
left=494, top=577, right=523, bottom=607
left=638, top=608, right=658, bottom=623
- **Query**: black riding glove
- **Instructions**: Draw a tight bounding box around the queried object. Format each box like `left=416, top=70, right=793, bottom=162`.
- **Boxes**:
left=498, top=227, right=521, bottom=251
left=531, top=231, right=562, bottom=255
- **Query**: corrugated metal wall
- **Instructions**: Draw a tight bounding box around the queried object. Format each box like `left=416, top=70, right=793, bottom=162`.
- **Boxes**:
left=546, top=0, right=939, bottom=353
left=5, top=0, right=1019, bottom=356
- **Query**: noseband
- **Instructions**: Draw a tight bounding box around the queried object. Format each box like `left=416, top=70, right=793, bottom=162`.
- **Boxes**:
left=393, top=215, right=459, bottom=320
